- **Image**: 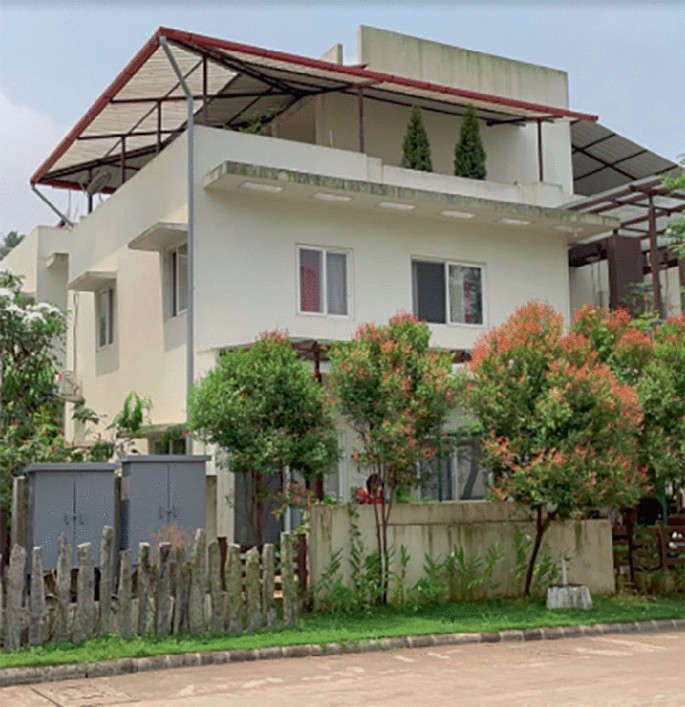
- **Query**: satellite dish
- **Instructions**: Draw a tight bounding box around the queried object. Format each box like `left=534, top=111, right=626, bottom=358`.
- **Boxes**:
left=86, top=170, right=111, bottom=196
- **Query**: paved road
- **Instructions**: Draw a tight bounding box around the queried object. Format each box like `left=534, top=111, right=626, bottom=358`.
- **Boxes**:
left=1, top=632, right=683, bottom=706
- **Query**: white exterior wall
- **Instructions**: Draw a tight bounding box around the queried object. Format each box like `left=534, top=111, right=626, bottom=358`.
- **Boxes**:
left=313, top=92, right=574, bottom=194
left=65, top=136, right=189, bottom=441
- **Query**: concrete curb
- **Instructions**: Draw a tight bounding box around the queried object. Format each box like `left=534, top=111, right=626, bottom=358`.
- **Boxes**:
left=1, top=618, right=684, bottom=688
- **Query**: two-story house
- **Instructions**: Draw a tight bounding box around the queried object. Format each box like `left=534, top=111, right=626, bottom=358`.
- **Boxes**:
left=24, top=26, right=682, bottom=541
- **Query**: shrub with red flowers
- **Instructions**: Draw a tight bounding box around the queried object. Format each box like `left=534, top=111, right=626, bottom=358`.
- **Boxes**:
left=329, top=313, right=458, bottom=601
left=189, top=331, right=339, bottom=545
left=462, top=302, right=646, bottom=595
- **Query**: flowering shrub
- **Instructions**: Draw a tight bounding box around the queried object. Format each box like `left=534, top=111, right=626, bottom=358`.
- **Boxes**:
left=329, top=313, right=458, bottom=601
left=462, top=301, right=646, bottom=594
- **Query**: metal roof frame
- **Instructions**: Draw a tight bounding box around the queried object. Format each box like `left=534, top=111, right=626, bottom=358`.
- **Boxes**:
left=31, top=26, right=599, bottom=194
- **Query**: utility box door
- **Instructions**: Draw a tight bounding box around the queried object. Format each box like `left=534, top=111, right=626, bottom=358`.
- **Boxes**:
left=121, top=455, right=208, bottom=564
left=27, top=463, right=117, bottom=569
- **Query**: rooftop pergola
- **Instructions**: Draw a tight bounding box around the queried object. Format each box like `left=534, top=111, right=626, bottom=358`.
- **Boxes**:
left=568, top=176, right=685, bottom=315
left=31, top=27, right=599, bottom=201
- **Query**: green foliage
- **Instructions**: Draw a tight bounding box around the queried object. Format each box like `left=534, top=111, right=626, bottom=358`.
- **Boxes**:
left=0, top=230, right=25, bottom=260
left=454, top=104, right=487, bottom=180
left=638, top=316, right=685, bottom=496
left=329, top=313, right=458, bottom=600
left=189, top=331, right=339, bottom=543
left=512, top=527, right=561, bottom=596
left=0, top=270, right=83, bottom=503
left=401, top=106, right=433, bottom=172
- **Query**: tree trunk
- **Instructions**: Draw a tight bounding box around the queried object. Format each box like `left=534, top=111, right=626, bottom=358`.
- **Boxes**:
left=524, top=505, right=550, bottom=597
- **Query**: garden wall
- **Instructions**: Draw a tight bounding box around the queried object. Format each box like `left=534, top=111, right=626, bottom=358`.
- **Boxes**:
left=309, top=502, right=615, bottom=597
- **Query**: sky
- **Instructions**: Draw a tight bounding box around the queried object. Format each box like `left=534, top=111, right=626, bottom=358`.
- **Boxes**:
left=0, top=0, right=683, bottom=235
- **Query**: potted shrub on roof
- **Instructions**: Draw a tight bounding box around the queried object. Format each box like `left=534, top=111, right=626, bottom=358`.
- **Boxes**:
left=401, top=106, right=433, bottom=172
left=454, top=104, right=487, bottom=180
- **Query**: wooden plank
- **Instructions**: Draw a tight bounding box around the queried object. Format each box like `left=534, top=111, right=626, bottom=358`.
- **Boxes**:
left=172, top=547, right=188, bottom=635
left=136, top=543, right=150, bottom=636
left=224, top=543, right=242, bottom=634
left=281, top=532, right=298, bottom=627
left=188, top=529, right=206, bottom=634
left=10, top=477, right=28, bottom=551
left=207, top=541, right=224, bottom=634
left=6, top=545, right=26, bottom=651
left=118, top=549, right=133, bottom=638
left=54, top=535, right=71, bottom=643
left=99, top=526, right=114, bottom=636
left=156, top=543, right=172, bottom=636
left=29, top=547, right=46, bottom=646
left=73, top=543, right=95, bottom=644
left=245, top=547, right=262, bottom=632
left=262, top=543, right=276, bottom=629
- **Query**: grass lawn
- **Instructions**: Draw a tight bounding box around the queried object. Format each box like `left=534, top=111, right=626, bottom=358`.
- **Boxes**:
left=1, top=594, right=683, bottom=671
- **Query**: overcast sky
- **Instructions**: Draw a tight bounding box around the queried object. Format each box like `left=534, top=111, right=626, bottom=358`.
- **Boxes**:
left=0, top=0, right=683, bottom=234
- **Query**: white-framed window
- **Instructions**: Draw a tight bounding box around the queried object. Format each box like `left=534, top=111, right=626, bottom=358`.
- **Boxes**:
left=412, top=259, right=484, bottom=325
left=298, top=246, right=349, bottom=316
left=97, top=287, right=115, bottom=348
left=169, top=243, right=188, bottom=317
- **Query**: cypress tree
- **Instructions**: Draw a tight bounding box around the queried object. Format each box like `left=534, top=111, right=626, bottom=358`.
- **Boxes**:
left=401, top=106, right=433, bottom=172
left=454, top=104, right=487, bottom=180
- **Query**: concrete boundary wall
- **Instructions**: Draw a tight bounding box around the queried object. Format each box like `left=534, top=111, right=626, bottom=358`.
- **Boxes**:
left=309, top=502, right=615, bottom=596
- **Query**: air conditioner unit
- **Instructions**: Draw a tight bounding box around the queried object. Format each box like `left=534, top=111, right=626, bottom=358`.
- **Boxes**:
left=56, top=370, right=81, bottom=402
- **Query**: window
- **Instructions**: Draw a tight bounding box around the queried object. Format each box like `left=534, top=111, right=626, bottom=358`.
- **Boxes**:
left=298, top=247, right=348, bottom=316
left=412, top=260, right=483, bottom=325
left=169, top=244, right=188, bottom=317
left=97, top=287, right=115, bottom=348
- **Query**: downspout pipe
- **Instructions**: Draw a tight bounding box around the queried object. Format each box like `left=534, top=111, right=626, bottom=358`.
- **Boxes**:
left=161, top=36, right=195, bottom=452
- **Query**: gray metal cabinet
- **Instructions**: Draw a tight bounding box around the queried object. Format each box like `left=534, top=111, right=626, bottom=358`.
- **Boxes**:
left=120, top=455, right=208, bottom=564
left=26, top=463, right=117, bottom=569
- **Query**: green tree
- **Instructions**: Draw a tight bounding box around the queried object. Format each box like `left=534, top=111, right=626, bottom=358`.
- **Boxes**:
left=461, top=301, right=645, bottom=595
left=329, top=313, right=458, bottom=601
left=639, top=315, right=685, bottom=504
left=401, top=106, right=433, bottom=172
left=454, top=104, right=487, bottom=180
left=0, top=270, right=68, bottom=503
left=189, top=332, right=339, bottom=545
left=0, top=231, right=25, bottom=260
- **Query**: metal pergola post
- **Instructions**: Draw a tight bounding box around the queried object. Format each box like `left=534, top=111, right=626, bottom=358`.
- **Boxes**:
left=161, top=36, right=195, bottom=453
left=647, top=195, right=663, bottom=317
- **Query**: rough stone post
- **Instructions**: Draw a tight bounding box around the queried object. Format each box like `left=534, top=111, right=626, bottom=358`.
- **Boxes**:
left=188, top=529, right=207, bottom=634
left=245, top=546, right=262, bottom=632
left=136, top=543, right=150, bottom=636
left=208, top=540, right=224, bottom=634
left=6, top=544, right=26, bottom=651
left=29, top=546, right=47, bottom=646
left=156, top=543, right=172, bottom=636
left=54, top=535, right=72, bottom=643
left=172, top=547, right=188, bottom=635
left=118, top=549, right=133, bottom=638
left=99, top=526, right=114, bottom=636
left=74, top=543, right=95, bottom=644
left=224, top=543, right=242, bottom=634
left=10, top=476, right=28, bottom=551
left=262, top=543, right=277, bottom=630
left=281, top=532, right=298, bottom=627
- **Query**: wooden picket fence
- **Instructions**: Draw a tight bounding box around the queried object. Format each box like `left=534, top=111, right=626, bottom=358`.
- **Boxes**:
left=0, top=527, right=301, bottom=652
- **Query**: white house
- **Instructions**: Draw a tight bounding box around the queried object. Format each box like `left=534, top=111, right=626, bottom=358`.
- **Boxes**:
left=24, top=26, right=683, bottom=541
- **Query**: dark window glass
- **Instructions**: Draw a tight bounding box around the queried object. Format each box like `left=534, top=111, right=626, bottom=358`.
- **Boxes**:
left=413, top=261, right=446, bottom=323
